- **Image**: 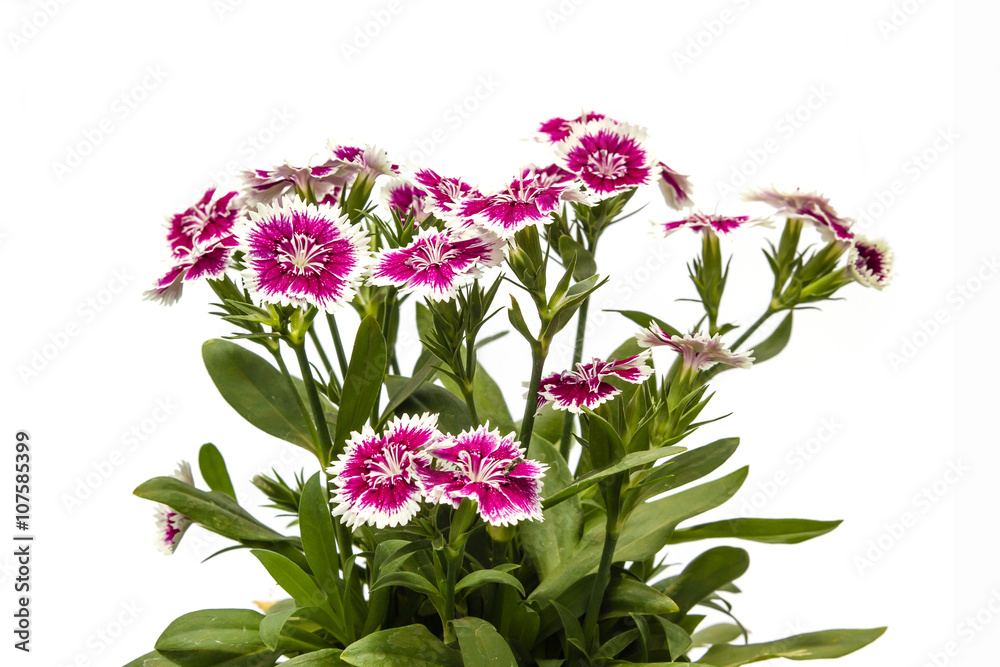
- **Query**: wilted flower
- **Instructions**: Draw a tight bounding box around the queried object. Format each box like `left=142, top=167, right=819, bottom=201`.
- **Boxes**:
left=536, top=111, right=607, bottom=143
left=744, top=187, right=853, bottom=243
left=557, top=119, right=653, bottom=199
left=849, top=236, right=893, bottom=290
left=239, top=198, right=372, bottom=312
left=654, top=211, right=752, bottom=238
left=368, top=229, right=505, bottom=301
left=154, top=461, right=195, bottom=555
left=456, top=175, right=586, bottom=238
left=329, top=414, right=444, bottom=530
left=414, top=169, right=481, bottom=214
left=637, top=324, right=754, bottom=373
left=145, top=187, right=241, bottom=305
left=381, top=179, right=431, bottom=223
left=538, top=351, right=654, bottom=414
left=240, top=161, right=349, bottom=207
left=420, top=425, right=547, bottom=527
left=655, top=161, right=694, bottom=210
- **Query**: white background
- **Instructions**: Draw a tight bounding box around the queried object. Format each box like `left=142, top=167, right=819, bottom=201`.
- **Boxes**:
left=1, top=1, right=994, bottom=666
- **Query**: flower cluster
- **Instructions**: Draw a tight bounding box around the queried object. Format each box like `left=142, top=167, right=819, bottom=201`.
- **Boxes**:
left=329, top=415, right=547, bottom=529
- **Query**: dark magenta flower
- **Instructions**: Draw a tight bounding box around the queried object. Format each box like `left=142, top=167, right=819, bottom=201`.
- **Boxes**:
left=655, top=211, right=753, bottom=238
left=537, top=351, right=653, bottom=414
left=536, top=111, right=607, bottom=143
left=849, top=236, right=893, bottom=290
left=556, top=119, right=654, bottom=199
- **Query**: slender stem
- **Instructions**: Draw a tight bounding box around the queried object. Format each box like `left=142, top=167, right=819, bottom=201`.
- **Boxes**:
left=518, top=341, right=547, bottom=447
left=732, top=308, right=776, bottom=351
left=308, top=327, right=336, bottom=382
left=460, top=383, right=480, bottom=425
left=442, top=546, right=463, bottom=644
left=270, top=348, right=321, bottom=454
left=291, top=339, right=334, bottom=464
left=582, top=476, right=622, bottom=649
left=559, top=296, right=590, bottom=459
left=371, top=290, right=397, bottom=424
left=326, top=313, right=349, bottom=377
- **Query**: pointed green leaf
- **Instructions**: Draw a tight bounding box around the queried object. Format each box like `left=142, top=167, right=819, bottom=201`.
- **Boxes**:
left=544, top=446, right=686, bottom=510
left=198, top=443, right=235, bottom=499
left=658, top=547, right=750, bottom=616
left=334, top=316, right=388, bottom=458
left=340, top=625, right=463, bottom=667
left=154, top=609, right=279, bottom=667
left=670, top=518, right=842, bottom=545
left=455, top=569, right=525, bottom=597
left=452, top=617, right=519, bottom=667
left=699, top=627, right=886, bottom=666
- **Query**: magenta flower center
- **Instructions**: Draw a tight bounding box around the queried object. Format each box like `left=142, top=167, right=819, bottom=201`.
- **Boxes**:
left=459, top=451, right=513, bottom=487
left=588, top=149, right=628, bottom=180
left=363, top=444, right=412, bottom=487
left=407, top=237, right=459, bottom=271
left=855, top=243, right=884, bottom=275
left=163, top=512, right=181, bottom=543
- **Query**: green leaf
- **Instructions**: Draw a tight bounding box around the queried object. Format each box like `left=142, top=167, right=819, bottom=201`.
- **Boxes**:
left=452, top=617, right=519, bottom=667
left=134, top=477, right=290, bottom=543
left=691, top=623, right=743, bottom=647
left=698, top=627, right=886, bottom=666
left=608, top=310, right=681, bottom=338
left=394, top=382, right=472, bottom=434
left=202, top=339, right=316, bottom=452
left=744, top=312, right=792, bottom=365
left=597, top=628, right=641, bottom=659
left=558, top=235, right=597, bottom=280
left=280, top=649, right=349, bottom=665
left=631, top=438, right=740, bottom=505
left=340, top=625, right=463, bottom=667
left=198, top=443, right=235, bottom=499
left=659, top=547, right=750, bottom=616
left=550, top=600, right=587, bottom=655
left=333, top=316, right=388, bottom=458
left=439, top=362, right=515, bottom=433
left=544, top=446, right=686, bottom=510
left=370, top=571, right=444, bottom=606
left=670, top=518, right=842, bottom=545
left=154, top=609, right=279, bottom=667
left=544, top=274, right=607, bottom=338
left=298, top=474, right=346, bottom=622
left=379, top=364, right=437, bottom=426
left=583, top=409, right=626, bottom=468
left=530, top=468, right=747, bottom=603
left=251, top=549, right=331, bottom=613
left=258, top=608, right=332, bottom=653
left=601, top=578, right=679, bottom=619
left=455, top=569, right=525, bottom=597
left=520, top=436, right=583, bottom=580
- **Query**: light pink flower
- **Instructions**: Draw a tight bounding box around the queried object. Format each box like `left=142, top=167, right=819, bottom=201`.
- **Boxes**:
left=327, top=142, right=399, bottom=181
left=240, top=161, right=349, bottom=207
left=637, top=324, right=754, bottom=372
left=849, top=236, right=893, bottom=290
left=154, top=461, right=195, bottom=554
left=655, top=162, right=694, bottom=210
left=744, top=187, right=854, bottom=243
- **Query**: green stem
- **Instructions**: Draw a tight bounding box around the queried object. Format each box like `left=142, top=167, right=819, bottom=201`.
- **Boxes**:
left=270, top=348, right=322, bottom=454
left=518, top=340, right=547, bottom=447
left=582, top=476, right=622, bottom=649
left=291, top=339, right=334, bottom=464
left=326, top=313, right=349, bottom=377
left=373, top=290, right=397, bottom=424
left=732, top=307, right=776, bottom=351
left=559, top=296, right=590, bottom=459
left=308, top=327, right=339, bottom=390
left=460, top=383, right=480, bottom=425
left=442, top=546, right=463, bottom=644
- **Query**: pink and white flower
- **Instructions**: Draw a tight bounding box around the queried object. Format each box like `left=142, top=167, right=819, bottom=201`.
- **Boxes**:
left=420, top=425, right=547, bottom=527
left=536, top=111, right=608, bottom=143
left=239, top=198, right=372, bottom=312
left=557, top=119, right=654, bottom=199
left=154, top=461, right=195, bottom=554
left=520, top=163, right=577, bottom=187
left=655, top=162, right=694, bottom=210
left=456, top=175, right=586, bottom=238
left=848, top=236, right=893, bottom=290
left=327, top=142, right=400, bottom=181
left=369, top=229, right=505, bottom=301
left=145, top=187, right=242, bottom=305
left=637, top=324, right=754, bottom=372
left=537, top=351, right=654, bottom=414
left=329, top=414, right=444, bottom=530
left=240, top=161, right=349, bottom=207
left=744, top=187, right=854, bottom=243
left=654, top=211, right=753, bottom=238
left=414, top=169, right=481, bottom=214
left=381, top=179, right=431, bottom=223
